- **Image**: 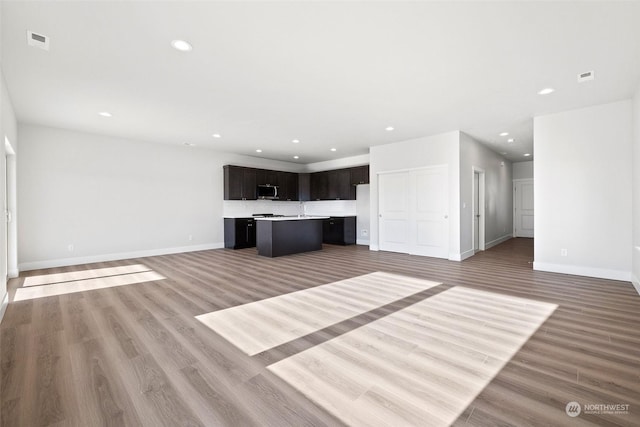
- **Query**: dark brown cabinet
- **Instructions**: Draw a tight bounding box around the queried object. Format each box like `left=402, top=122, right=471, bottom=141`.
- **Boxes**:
left=310, top=171, right=329, bottom=200
left=350, top=165, right=369, bottom=186
left=323, top=216, right=356, bottom=245
left=311, top=167, right=363, bottom=201
left=224, top=166, right=256, bottom=200
left=328, top=169, right=351, bottom=200
left=349, top=165, right=369, bottom=199
left=298, top=173, right=310, bottom=201
left=224, top=218, right=256, bottom=249
left=277, top=171, right=299, bottom=201
left=223, top=164, right=369, bottom=201
left=256, top=169, right=278, bottom=187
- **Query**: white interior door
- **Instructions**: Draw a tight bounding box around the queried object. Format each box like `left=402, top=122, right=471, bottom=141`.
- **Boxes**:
left=379, top=172, right=410, bottom=253
left=411, top=167, right=449, bottom=258
left=514, top=179, right=534, bottom=238
left=379, top=166, right=449, bottom=258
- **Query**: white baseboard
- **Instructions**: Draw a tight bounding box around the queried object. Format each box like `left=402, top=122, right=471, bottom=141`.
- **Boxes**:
left=369, top=244, right=379, bottom=251
left=0, top=292, right=8, bottom=325
left=632, top=274, right=640, bottom=296
left=18, top=242, right=224, bottom=272
left=485, top=234, right=513, bottom=250
left=356, top=239, right=370, bottom=246
left=459, top=249, right=475, bottom=261
left=8, top=268, right=19, bottom=278
left=533, top=262, right=632, bottom=282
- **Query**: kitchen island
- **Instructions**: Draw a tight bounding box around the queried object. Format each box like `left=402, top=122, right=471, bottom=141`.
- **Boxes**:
left=255, top=216, right=328, bottom=257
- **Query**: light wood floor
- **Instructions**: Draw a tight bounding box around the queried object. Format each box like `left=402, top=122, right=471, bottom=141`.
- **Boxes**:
left=1, top=238, right=639, bottom=426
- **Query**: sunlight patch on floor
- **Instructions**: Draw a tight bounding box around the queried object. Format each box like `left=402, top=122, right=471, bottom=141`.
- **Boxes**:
left=22, top=264, right=152, bottom=287
left=196, top=272, right=441, bottom=356
left=268, top=286, right=557, bottom=426
left=14, top=270, right=165, bottom=301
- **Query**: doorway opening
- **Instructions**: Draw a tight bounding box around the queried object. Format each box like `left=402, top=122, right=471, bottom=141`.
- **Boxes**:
left=472, top=167, right=485, bottom=253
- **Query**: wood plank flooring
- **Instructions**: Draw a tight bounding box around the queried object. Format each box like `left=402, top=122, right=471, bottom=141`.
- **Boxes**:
left=1, top=238, right=639, bottom=426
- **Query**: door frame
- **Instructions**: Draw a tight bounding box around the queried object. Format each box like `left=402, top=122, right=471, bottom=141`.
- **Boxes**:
left=4, top=137, right=17, bottom=278
left=472, top=167, right=486, bottom=252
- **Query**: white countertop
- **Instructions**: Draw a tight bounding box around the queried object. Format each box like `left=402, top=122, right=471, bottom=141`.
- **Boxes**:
left=254, top=215, right=329, bottom=221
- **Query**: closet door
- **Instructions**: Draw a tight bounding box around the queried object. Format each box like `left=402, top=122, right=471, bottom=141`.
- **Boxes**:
left=378, top=166, right=449, bottom=259
left=378, top=171, right=410, bottom=253
left=411, top=166, right=449, bottom=258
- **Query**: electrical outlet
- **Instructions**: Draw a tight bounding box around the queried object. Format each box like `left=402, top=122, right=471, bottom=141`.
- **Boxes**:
left=362, top=229, right=368, bottom=237
left=67, top=244, right=74, bottom=252
left=188, top=234, right=193, bottom=241
left=560, top=248, right=568, bottom=257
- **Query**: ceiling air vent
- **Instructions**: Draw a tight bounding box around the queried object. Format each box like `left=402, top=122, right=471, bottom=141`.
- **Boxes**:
left=577, top=70, right=594, bottom=83
left=26, top=30, right=50, bottom=51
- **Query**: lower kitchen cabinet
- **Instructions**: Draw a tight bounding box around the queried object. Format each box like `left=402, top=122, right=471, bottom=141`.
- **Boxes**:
left=322, top=216, right=356, bottom=245
left=224, top=218, right=256, bottom=249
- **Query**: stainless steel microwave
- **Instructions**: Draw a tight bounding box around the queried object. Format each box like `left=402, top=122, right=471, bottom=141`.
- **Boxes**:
left=256, top=184, right=278, bottom=199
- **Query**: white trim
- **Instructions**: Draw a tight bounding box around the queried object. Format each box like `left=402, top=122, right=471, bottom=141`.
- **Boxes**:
left=8, top=268, right=18, bottom=278
left=485, top=234, right=513, bottom=250
left=0, top=292, right=8, bottom=325
left=369, top=244, right=379, bottom=251
left=456, top=249, right=475, bottom=261
left=376, top=163, right=448, bottom=176
left=18, top=242, right=224, bottom=272
left=512, top=178, right=534, bottom=183
left=356, top=239, right=370, bottom=246
left=533, top=262, right=632, bottom=282
left=632, top=274, right=640, bottom=296
left=472, top=166, right=486, bottom=251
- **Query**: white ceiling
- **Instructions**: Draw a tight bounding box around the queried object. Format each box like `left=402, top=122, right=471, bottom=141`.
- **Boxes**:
left=2, top=1, right=640, bottom=164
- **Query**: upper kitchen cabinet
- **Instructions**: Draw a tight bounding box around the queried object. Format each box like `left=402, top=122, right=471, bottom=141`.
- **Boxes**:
left=277, top=171, right=299, bottom=201
left=224, top=165, right=257, bottom=200
left=256, top=169, right=278, bottom=187
left=350, top=165, right=370, bottom=186
left=327, top=169, right=351, bottom=200
left=311, top=167, right=364, bottom=200
left=298, top=173, right=310, bottom=201
left=349, top=165, right=369, bottom=199
left=310, top=171, right=329, bottom=200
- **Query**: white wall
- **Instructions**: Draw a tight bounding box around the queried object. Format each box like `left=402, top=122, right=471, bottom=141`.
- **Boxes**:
left=459, top=132, right=513, bottom=259
left=356, top=184, right=370, bottom=245
left=633, top=86, right=640, bottom=293
left=533, top=100, right=633, bottom=281
left=17, top=124, right=306, bottom=270
left=369, top=131, right=460, bottom=258
left=513, top=161, right=533, bottom=180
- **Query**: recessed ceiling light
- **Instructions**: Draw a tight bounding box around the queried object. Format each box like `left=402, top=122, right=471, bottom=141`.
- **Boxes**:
left=538, top=87, right=555, bottom=95
left=330, top=148, right=337, bottom=152
left=524, top=153, right=531, bottom=157
left=212, top=133, right=221, bottom=138
left=183, top=142, right=195, bottom=147
left=171, top=39, right=192, bottom=52
left=293, top=155, right=299, bottom=159
left=98, top=111, right=112, bottom=117
left=507, top=138, right=514, bottom=143
left=256, top=149, right=262, bottom=153
left=499, top=132, right=509, bottom=137
left=385, top=126, right=394, bottom=131
left=292, top=139, right=300, bottom=143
